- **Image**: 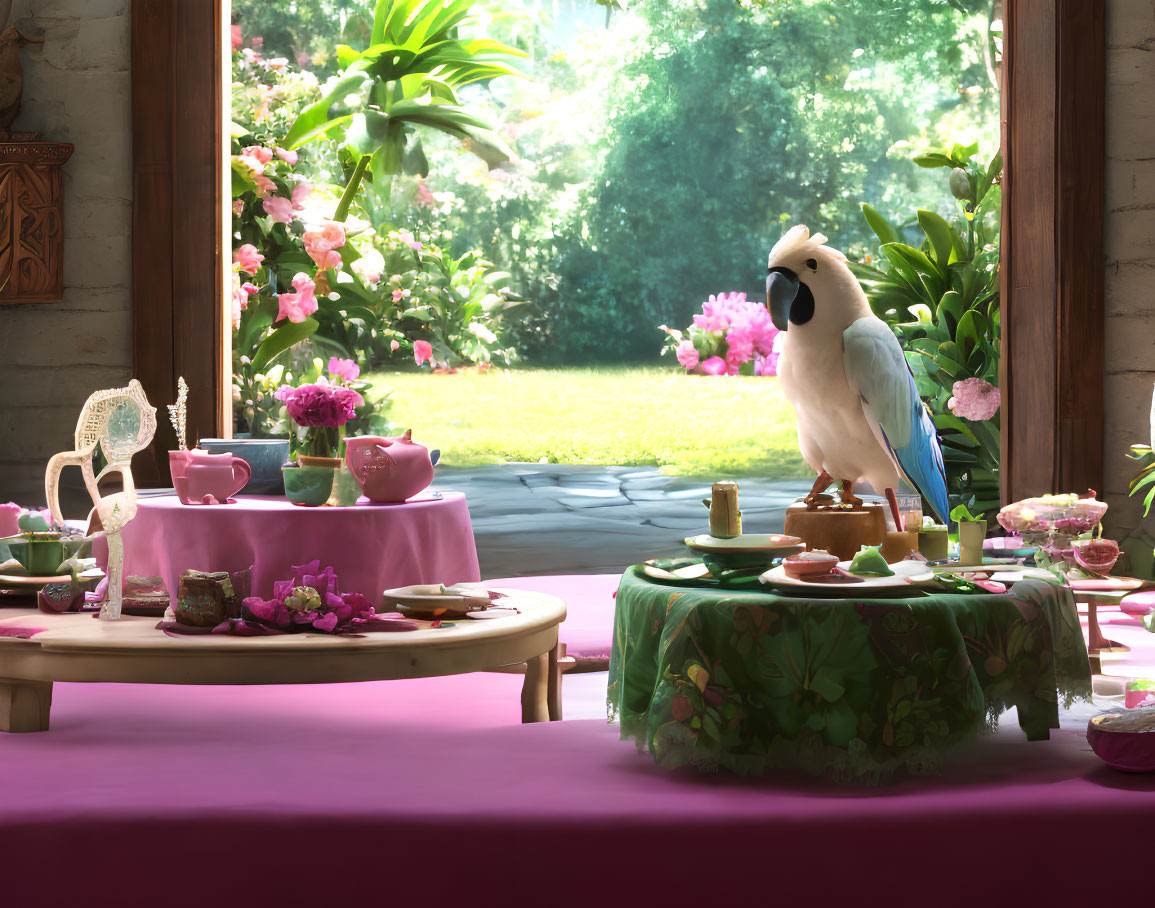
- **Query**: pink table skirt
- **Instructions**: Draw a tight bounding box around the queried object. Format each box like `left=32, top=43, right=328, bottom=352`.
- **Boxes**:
left=107, top=491, right=480, bottom=606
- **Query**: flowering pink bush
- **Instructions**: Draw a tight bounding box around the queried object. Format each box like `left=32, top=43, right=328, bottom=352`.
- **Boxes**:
left=414, top=339, right=433, bottom=365
left=661, top=291, right=781, bottom=376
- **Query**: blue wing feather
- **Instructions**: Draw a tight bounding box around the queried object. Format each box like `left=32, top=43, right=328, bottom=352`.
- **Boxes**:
left=878, top=370, right=950, bottom=524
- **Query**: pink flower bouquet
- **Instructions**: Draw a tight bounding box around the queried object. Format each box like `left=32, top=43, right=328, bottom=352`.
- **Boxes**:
left=661, top=292, right=782, bottom=376
left=275, top=379, right=364, bottom=459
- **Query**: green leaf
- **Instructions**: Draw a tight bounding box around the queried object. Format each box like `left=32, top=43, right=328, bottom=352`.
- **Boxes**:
left=861, top=203, right=901, bottom=247
left=917, top=209, right=954, bottom=268
left=913, top=152, right=955, bottom=169
left=251, top=318, right=318, bottom=374
left=283, top=72, right=369, bottom=148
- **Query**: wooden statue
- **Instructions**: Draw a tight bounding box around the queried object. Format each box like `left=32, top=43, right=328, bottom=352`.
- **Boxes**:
left=0, top=21, right=72, bottom=302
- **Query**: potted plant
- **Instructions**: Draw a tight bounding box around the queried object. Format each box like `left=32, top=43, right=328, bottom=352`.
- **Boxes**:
left=276, top=377, right=363, bottom=506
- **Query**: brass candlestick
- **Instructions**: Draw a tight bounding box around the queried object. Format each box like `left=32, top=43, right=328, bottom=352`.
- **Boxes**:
left=702, top=481, right=741, bottom=538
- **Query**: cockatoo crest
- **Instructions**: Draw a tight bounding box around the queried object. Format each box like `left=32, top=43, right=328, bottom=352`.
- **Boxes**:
left=767, top=225, right=846, bottom=270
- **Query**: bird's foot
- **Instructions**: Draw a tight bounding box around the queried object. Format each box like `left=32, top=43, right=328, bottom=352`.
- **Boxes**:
left=803, top=470, right=833, bottom=510
left=839, top=480, right=862, bottom=510
left=803, top=492, right=836, bottom=510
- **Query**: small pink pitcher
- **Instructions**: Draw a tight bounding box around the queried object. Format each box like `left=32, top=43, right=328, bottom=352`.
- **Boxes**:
left=343, top=430, right=435, bottom=503
left=177, top=451, right=251, bottom=505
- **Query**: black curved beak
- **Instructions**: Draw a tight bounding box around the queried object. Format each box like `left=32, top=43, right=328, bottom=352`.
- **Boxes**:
left=766, top=268, right=799, bottom=332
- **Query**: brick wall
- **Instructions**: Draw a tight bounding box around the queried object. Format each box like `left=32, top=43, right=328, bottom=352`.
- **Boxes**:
left=0, top=0, right=131, bottom=509
left=1105, top=0, right=1155, bottom=538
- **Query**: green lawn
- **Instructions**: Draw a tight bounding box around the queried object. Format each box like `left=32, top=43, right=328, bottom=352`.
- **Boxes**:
left=364, top=365, right=809, bottom=478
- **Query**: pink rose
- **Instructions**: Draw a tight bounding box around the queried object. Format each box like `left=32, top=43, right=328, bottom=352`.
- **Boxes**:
left=414, top=339, right=433, bottom=365
left=389, top=339, right=400, bottom=351
left=328, top=357, right=360, bottom=381
left=243, top=145, right=273, bottom=166
left=391, top=288, right=404, bottom=303
left=415, top=181, right=435, bottom=207
left=949, top=378, right=1000, bottom=421
left=276, top=147, right=299, bottom=165
left=233, top=244, right=264, bottom=275
left=675, top=340, right=699, bottom=370
left=275, top=273, right=318, bottom=323
left=700, top=356, right=727, bottom=376
left=231, top=25, right=243, bottom=51
left=291, top=181, right=311, bottom=211
left=262, top=194, right=294, bottom=224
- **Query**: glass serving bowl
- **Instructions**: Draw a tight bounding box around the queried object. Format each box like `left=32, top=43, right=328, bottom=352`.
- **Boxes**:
left=996, top=494, right=1108, bottom=547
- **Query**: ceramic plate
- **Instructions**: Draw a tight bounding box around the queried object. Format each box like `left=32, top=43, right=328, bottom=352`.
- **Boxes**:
left=684, top=534, right=804, bottom=556
left=1068, top=576, right=1145, bottom=593
left=383, top=584, right=501, bottom=619
left=935, top=564, right=1058, bottom=585
left=0, top=571, right=71, bottom=591
left=761, top=559, right=935, bottom=591
left=642, top=561, right=712, bottom=583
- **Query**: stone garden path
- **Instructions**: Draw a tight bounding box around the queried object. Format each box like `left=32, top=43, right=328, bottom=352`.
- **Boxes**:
left=431, top=464, right=810, bottom=578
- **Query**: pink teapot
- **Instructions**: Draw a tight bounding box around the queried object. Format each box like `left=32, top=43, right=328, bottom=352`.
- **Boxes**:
left=176, top=451, right=251, bottom=505
left=343, top=430, right=436, bottom=503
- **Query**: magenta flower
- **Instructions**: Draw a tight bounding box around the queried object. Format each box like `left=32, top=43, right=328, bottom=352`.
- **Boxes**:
left=675, top=340, right=699, bottom=370
left=233, top=243, right=264, bottom=275
left=242, top=561, right=376, bottom=634
left=948, top=378, right=1000, bottom=421
left=327, top=357, right=360, bottom=382
left=414, top=339, right=433, bottom=365
left=700, top=356, right=727, bottom=375
left=274, top=381, right=364, bottom=427
left=262, top=194, right=293, bottom=224
left=252, top=174, right=276, bottom=198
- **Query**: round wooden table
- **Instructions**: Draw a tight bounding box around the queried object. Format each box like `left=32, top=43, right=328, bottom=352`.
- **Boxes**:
left=0, top=590, right=566, bottom=733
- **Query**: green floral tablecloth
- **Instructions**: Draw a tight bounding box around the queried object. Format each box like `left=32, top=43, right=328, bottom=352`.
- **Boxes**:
left=607, top=568, right=1091, bottom=783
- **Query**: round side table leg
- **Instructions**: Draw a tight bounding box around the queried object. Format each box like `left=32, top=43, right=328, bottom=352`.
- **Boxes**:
left=0, top=679, right=52, bottom=732
left=521, top=653, right=549, bottom=724
left=547, top=643, right=562, bottom=722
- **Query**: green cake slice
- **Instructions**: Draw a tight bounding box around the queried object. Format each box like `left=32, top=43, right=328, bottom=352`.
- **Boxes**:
left=847, top=545, right=894, bottom=577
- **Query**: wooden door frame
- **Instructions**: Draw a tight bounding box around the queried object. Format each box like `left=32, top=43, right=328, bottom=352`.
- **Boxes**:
left=131, top=0, right=227, bottom=485
left=1000, top=0, right=1106, bottom=502
left=130, top=0, right=1107, bottom=498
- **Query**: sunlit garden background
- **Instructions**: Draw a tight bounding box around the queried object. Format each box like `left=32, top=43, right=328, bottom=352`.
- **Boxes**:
left=230, top=0, right=1002, bottom=512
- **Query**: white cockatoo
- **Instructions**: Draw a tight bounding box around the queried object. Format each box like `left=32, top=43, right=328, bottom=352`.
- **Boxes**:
left=766, top=225, right=949, bottom=529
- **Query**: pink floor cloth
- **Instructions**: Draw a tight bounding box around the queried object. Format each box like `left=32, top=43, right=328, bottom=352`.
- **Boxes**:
left=485, top=573, right=619, bottom=661
left=0, top=675, right=1152, bottom=908
left=101, top=492, right=480, bottom=606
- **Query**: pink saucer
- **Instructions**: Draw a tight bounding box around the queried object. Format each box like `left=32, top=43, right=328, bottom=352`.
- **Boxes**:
left=1120, top=591, right=1155, bottom=616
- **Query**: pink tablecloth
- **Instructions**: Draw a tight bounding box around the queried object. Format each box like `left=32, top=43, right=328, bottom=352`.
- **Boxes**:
left=0, top=678, right=1152, bottom=908
left=110, top=492, right=479, bottom=605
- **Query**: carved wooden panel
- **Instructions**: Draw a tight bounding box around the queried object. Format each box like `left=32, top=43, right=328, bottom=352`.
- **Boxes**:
left=0, top=141, right=72, bottom=302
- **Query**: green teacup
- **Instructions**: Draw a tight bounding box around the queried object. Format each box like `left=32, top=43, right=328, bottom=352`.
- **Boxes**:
left=2, top=533, right=66, bottom=576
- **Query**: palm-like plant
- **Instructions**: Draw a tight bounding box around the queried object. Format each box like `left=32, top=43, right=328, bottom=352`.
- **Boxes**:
left=283, top=0, right=528, bottom=221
